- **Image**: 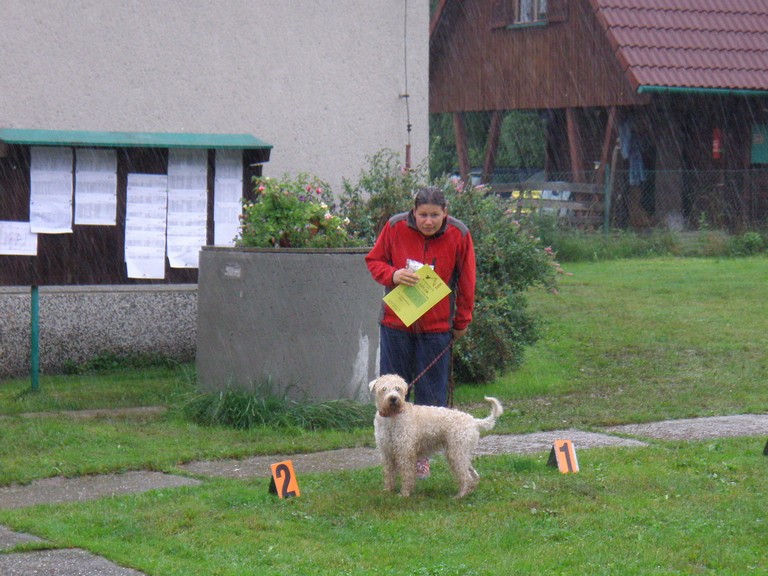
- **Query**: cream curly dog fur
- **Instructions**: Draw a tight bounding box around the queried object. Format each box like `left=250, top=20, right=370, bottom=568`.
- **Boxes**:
left=369, top=373, right=503, bottom=498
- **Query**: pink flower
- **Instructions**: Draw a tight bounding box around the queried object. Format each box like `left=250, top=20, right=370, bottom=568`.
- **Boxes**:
left=316, top=187, right=323, bottom=194
left=257, top=185, right=265, bottom=192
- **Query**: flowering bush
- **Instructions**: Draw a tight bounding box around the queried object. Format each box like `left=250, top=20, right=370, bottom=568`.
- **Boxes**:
left=236, top=173, right=361, bottom=248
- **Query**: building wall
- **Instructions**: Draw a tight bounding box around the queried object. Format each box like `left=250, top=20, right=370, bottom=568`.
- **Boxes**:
left=0, top=0, right=429, bottom=193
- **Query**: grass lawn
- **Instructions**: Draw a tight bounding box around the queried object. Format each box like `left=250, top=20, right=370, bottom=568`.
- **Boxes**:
left=0, top=256, right=766, bottom=574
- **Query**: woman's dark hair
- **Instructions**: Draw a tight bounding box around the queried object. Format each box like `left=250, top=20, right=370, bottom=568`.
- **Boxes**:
left=413, top=186, right=447, bottom=209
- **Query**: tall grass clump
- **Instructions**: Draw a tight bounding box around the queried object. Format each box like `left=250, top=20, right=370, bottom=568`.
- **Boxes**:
left=182, top=384, right=374, bottom=431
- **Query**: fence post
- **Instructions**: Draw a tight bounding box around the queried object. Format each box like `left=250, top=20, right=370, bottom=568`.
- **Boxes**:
left=30, top=285, right=40, bottom=392
left=603, top=164, right=613, bottom=234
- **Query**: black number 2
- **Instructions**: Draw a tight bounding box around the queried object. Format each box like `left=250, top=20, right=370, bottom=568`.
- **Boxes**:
left=275, top=463, right=297, bottom=498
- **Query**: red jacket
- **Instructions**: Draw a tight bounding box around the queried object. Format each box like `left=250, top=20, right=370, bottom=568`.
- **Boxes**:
left=366, top=211, right=476, bottom=333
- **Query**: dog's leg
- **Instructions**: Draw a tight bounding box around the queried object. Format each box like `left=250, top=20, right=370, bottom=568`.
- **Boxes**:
left=381, top=451, right=398, bottom=492
left=396, top=453, right=417, bottom=497
left=446, top=446, right=479, bottom=498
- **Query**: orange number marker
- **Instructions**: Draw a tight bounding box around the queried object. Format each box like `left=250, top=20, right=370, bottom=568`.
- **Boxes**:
left=269, top=460, right=301, bottom=498
left=548, top=440, right=579, bottom=474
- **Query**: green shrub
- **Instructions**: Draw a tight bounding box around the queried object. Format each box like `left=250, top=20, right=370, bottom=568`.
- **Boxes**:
left=530, top=217, right=768, bottom=262
left=730, top=231, right=765, bottom=255
left=339, top=149, right=425, bottom=244
left=341, top=153, right=558, bottom=383
left=444, top=184, right=557, bottom=381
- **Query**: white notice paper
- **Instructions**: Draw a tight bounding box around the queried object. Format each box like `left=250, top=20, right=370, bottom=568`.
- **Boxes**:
left=214, top=149, right=243, bottom=246
left=167, top=149, right=208, bottom=267
left=30, top=147, right=73, bottom=233
left=75, top=148, right=118, bottom=225
left=125, top=173, right=168, bottom=279
left=166, top=189, right=207, bottom=268
left=0, top=221, right=38, bottom=255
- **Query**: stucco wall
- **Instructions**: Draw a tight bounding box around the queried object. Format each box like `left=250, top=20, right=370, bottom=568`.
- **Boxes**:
left=0, top=1, right=429, bottom=193
left=0, top=285, right=197, bottom=379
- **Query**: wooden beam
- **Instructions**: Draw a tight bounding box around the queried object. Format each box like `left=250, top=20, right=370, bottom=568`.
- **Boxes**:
left=453, top=112, right=471, bottom=184
left=482, top=110, right=504, bottom=184
left=596, top=106, right=617, bottom=185
left=566, top=108, right=585, bottom=182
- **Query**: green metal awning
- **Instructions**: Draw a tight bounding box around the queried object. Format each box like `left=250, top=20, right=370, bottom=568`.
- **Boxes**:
left=0, top=128, right=272, bottom=150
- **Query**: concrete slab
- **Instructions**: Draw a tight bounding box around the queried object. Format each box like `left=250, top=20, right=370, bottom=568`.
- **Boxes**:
left=0, top=471, right=200, bottom=510
left=179, top=447, right=381, bottom=479
left=0, top=549, right=146, bottom=575
left=0, top=525, right=45, bottom=550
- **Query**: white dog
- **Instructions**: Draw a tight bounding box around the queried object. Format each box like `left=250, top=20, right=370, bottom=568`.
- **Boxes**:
left=369, top=373, right=503, bottom=498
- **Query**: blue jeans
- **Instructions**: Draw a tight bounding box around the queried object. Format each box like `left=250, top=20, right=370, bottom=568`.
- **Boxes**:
left=379, top=325, right=452, bottom=407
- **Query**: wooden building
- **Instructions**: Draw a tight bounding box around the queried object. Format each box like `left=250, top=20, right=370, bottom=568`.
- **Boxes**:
left=430, top=0, right=768, bottom=229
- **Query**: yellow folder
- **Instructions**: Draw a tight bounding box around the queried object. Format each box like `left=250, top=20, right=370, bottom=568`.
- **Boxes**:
left=382, top=265, right=452, bottom=327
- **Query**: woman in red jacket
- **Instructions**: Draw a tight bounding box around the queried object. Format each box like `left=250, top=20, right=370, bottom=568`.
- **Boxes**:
left=366, top=187, right=476, bottom=476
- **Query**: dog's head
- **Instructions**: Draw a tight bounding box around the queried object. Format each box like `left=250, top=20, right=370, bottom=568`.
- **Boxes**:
left=368, top=374, right=409, bottom=417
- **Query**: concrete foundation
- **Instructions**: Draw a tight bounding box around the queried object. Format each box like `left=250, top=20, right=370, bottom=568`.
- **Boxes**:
left=196, top=247, right=381, bottom=402
left=0, top=285, right=197, bottom=379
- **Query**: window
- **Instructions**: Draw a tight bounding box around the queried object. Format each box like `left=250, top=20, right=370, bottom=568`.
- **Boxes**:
left=491, top=0, right=565, bottom=28
left=517, top=0, right=547, bottom=23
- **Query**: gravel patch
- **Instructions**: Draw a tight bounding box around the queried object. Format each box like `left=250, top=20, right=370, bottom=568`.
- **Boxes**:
left=605, top=414, right=768, bottom=440
left=476, top=429, right=647, bottom=455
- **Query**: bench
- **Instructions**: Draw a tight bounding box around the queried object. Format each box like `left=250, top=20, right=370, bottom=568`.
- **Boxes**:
left=492, top=181, right=605, bottom=227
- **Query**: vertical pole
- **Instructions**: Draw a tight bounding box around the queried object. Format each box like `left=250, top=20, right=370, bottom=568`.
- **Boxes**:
left=566, top=108, right=585, bottom=182
left=482, top=110, right=503, bottom=184
left=453, top=112, right=471, bottom=185
left=405, top=143, right=412, bottom=172
left=603, top=164, right=612, bottom=234
left=604, top=143, right=620, bottom=235
left=30, top=285, right=40, bottom=392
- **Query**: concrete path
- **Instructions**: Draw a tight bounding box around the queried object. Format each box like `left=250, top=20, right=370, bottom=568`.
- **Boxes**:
left=1, top=413, right=766, bottom=575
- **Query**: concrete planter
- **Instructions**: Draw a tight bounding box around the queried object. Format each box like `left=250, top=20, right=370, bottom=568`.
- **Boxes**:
left=196, top=246, right=380, bottom=402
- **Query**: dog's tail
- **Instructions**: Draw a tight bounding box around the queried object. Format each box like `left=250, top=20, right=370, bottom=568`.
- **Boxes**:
left=475, top=397, right=503, bottom=432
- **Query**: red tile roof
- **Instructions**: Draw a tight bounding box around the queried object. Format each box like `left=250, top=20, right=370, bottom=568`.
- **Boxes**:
left=589, top=0, right=768, bottom=92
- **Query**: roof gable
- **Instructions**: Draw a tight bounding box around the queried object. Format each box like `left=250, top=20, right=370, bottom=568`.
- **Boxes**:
left=590, top=0, right=768, bottom=92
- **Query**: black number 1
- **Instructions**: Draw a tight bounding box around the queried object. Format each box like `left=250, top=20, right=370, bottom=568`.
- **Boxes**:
left=558, top=443, right=574, bottom=472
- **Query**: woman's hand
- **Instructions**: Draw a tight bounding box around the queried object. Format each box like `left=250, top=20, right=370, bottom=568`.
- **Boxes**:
left=451, top=327, right=467, bottom=340
left=393, top=268, right=421, bottom=286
